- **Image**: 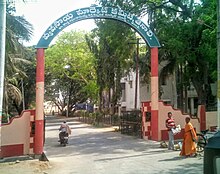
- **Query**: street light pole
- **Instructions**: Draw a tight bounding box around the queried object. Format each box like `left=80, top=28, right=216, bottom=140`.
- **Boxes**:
left=134, top=38, right=140, bottom=109
left=0, top=0, right=6, bottom=157
left=217, top=0, right=220, bottom=129
left=128, top=38, right=145, bottom=110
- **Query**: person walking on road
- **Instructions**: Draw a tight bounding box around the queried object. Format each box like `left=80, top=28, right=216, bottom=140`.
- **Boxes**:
left=166, top=112, right=176, bottom=150
left=180, top=117, right=197, bottom=157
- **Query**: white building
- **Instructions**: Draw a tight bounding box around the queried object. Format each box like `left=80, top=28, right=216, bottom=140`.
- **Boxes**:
left=119, top=66, right=217, bottom=115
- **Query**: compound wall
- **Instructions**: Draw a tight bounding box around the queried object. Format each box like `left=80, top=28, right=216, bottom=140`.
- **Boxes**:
left=1, top=110, right=35, bottom=158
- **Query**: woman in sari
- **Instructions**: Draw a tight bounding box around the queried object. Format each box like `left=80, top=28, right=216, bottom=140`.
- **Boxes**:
left=180, top=117, right=197, bottom=157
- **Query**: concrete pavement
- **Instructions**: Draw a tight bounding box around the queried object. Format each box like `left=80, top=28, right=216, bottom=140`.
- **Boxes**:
left=44, top=116, right=203, bottom=174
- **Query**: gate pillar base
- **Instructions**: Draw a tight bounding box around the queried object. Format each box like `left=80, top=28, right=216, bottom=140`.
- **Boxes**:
left=33, top=152, right=49, bottom=161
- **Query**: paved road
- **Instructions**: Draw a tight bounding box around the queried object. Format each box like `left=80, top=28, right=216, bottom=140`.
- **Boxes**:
left=43, top=116, right=203, bottom=174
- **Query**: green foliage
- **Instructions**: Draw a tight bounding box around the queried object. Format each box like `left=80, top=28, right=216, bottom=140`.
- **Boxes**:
left=45, top=30, right=98, bottom=113
left=93, top=112, right=103, bottom=126
left=152, top=0, right=216, bottom=105
left=96, top=0, right=217, bottom=107
left=2, top=112, right=12, bottom=124
left=87, top=19, right=136, bottom=110
left=4, top=4, right=34, bottom=117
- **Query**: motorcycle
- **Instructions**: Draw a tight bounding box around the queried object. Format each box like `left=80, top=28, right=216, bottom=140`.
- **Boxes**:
left=59, top=131, right=69, bottom=146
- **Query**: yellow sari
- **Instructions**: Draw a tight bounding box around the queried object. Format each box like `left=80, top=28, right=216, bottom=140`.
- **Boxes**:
left=180, top=122, right=197, bottom=156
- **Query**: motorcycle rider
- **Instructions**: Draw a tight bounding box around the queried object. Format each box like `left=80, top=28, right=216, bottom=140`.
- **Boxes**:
left=59, top=121, right=71, bottom=143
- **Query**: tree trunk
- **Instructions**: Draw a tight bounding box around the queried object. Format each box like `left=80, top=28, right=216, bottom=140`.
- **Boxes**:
left=191, top=79, right=207, bottom=105
left=171, top=70, right=178, bottom=108
left=184, top=84, right=188, bottom=113
left=177, top=64, right=184, bottom=111
left=98, top=88, right=103, bottom=112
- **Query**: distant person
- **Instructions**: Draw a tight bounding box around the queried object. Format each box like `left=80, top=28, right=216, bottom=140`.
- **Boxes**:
left=165, top=112, right=176, bottom=150
left=59, top=121, right=71, bottom=141
left=180, top=117, right=197, bottom=157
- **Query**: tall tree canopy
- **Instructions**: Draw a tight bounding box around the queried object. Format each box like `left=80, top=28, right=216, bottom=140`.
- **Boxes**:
left=97, top=0, right=217, bottom=110
left=45, top=30, right=98, bottom=114
left=4, top=2, right=34, bottom=121
left=86, top=19, right=137, bottom=111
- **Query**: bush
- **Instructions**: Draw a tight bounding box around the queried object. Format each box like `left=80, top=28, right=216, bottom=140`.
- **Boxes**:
left=2, top=113, right=11, bottom=124
left=111, top=114, right=120, bottom=125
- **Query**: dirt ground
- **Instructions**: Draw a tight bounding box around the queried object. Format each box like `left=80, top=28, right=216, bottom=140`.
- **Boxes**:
left=0, top=159, right=52, bottom=174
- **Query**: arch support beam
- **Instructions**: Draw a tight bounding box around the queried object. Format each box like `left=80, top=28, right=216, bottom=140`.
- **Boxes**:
left=34, top=6, right=161, bottom=146
left=150, top=47, right=159, bottom=140
left=34, top=48, right=45, bottom=155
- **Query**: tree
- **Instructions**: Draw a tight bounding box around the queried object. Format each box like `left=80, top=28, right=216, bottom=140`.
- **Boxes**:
left=97, top=0, right=217, bottom=112
left=86, top=19, right=136, bottom=113
left=45, top=30, right=98, bottom=115
left=153, top=0, right=217, bottom=108
left=3, top=2, right=34, bottom=121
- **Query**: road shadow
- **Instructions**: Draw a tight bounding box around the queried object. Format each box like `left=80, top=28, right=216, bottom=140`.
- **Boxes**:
left=45, top=126, right=167, bottom=158
left=43, top=116, right=203, bottom=174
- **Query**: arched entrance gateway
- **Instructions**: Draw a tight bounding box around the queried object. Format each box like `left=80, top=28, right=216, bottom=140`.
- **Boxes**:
left=35, top=6, right=161, bottom=155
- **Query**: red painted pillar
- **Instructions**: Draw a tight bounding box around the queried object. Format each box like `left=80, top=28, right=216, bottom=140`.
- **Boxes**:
left=34, top=48, right=45, bottom=155
left=150, top=47, right=159, bottom=141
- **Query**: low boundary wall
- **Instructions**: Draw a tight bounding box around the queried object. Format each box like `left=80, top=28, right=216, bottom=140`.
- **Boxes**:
left=1, top=110, right=35, bottom=158
left=142, top=101, right=202, bottom=141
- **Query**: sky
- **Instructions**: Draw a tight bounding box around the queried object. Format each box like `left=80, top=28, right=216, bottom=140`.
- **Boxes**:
left=15, top=0, right=97, bottom=46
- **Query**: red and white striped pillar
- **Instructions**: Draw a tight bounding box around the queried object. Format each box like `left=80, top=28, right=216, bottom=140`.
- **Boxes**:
left=150, top=47, right=159, bottom=141
left=29, top=110, right=35, bottom=155
left=34, top=48, right=45, bottom=155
